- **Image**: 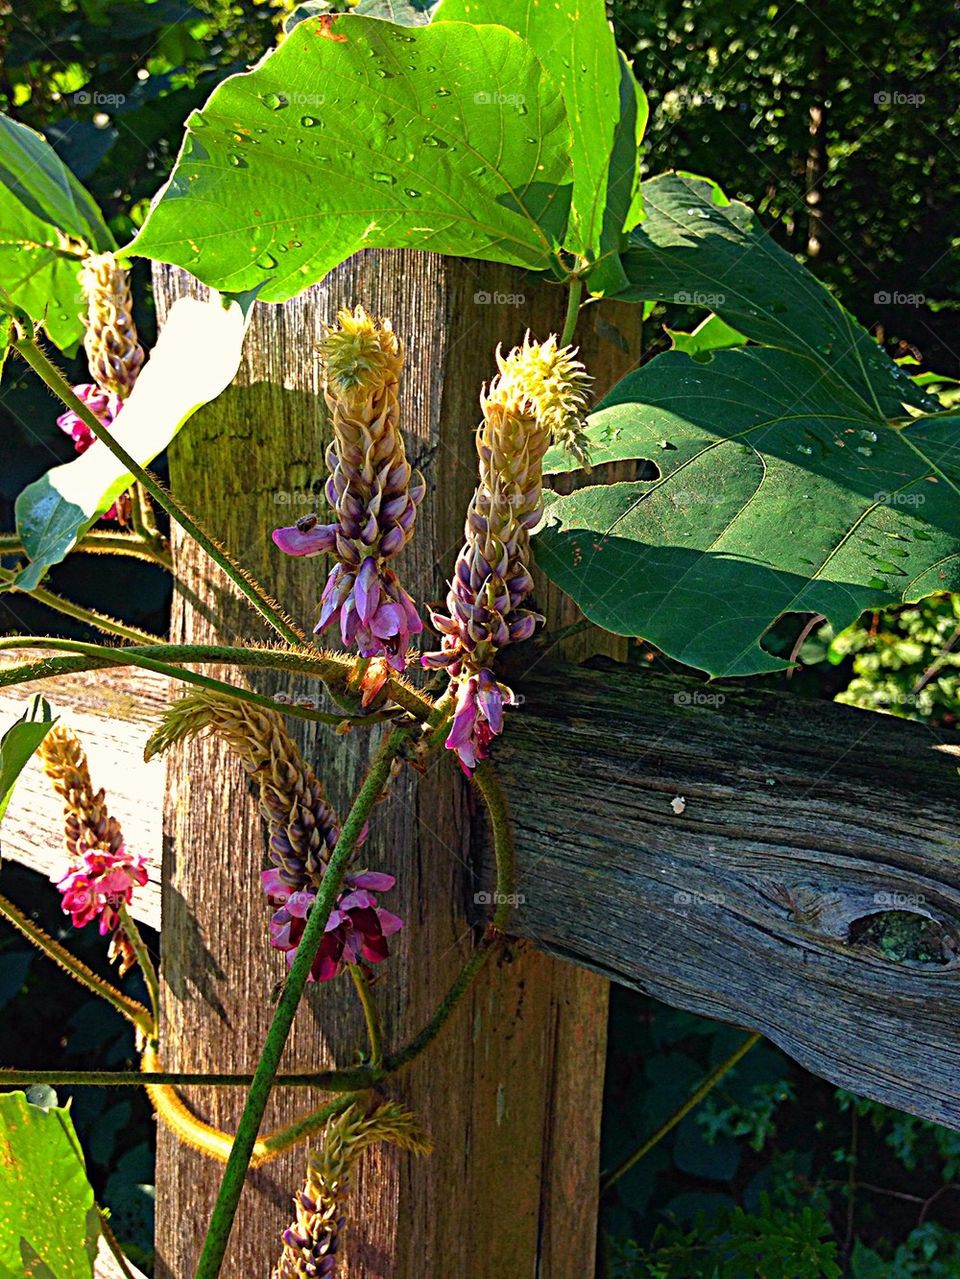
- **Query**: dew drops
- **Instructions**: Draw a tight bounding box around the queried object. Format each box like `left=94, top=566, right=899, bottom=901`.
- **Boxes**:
left=515, top=102, right=528, bottom=116
left=229, top=153, right=247, bottom=167
left=436, top=87, right=451, bottom=97
left=301, top=115, right=319, bottom=127
left=371, top=171, right=396, bottom=184
left=796, top=444, right=813, bottom=455
left=256, top=252, right=277, bottom=269
left=423, top=134, right=447, bottom=148
left=404, top=187, right=422, bottom=198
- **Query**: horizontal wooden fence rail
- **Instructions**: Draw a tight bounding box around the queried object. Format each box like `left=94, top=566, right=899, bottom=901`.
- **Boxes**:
left=4, top=649, right=960, bottom=1128
left=495, top=659, right=960, bottom=1129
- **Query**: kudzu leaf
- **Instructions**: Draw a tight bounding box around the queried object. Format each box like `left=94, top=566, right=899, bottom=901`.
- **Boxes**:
left=616, top=174, right=937, bottom=419
left=0, top=1091, right=100, bottom=1279
left=0, top=115, right=114, bottom=351
left=11, top=293, right=252, bottom=589
left=535, top=346, right=960, bottom=676
left=433, top=0, right=647, bottom=293
left=0, top=695, right=56, bottom=829
left=129, top=15, right=572, bottom=299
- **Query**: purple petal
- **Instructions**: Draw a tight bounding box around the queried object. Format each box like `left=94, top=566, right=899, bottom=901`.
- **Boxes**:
left=370, top=602, right=404, bottom=639
left=354, top=557, right=380, bottom=625
left=350, top=871, right=396, bottom=892
left=272, top=522, right=337, bottom=557
left=376, top=908, right=404, bottom=937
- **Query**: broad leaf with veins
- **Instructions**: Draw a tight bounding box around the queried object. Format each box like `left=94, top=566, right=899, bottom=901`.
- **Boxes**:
left=129, top=14, right=573, bottom=299
left=434, top=0, right=648, bottom=293
left=534, top=346, right=960, bottom=677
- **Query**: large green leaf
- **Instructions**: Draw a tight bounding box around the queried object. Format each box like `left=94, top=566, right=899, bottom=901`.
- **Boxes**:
left=11, top=293, right=252, bottom=590
left=617, top=174, right=937, bottom=420
left=0, top=115, right=114, bottom=351
left=433, top=0, right=646, bottom=294
left=534, top=346, right=960, bottom=676
left=129, top=14, right=572, bottom=299
left=0, top=695, right=56, bottom=829
left=0, top=1091, right=99, bottom=1278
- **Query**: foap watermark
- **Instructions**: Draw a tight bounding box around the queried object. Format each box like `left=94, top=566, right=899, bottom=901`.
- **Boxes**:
left=475, top=890, right=525, bottom=907
left=289, top=92, right=326, bottom=108
left=673, top=290, right=726, bottom=308
left=474, top=290, right=525, bottom=307
left=473, top=91, right=526, bottom=108
left=874, top=290, right=926, bottom=307
left=674, top=690, right=726, bottom=708
left=73, top=89, right=125, bottom=107
left=674, top=889, right=725, bottom=907
left=874, top=890, right=926, bottom=908
left=874, top=90, right=925, bottom=107
left=874, top=490, right=926, bottom=507
left=273, top=490, right=320, bottom=507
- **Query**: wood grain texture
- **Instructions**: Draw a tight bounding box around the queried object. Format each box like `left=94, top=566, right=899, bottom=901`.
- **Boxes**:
left=495, top=659, right=960, bottom=1129
left=152, top=254, right=638, bottom=1278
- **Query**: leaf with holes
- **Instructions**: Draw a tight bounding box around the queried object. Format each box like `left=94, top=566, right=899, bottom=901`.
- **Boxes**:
left=129, top=14, right=572, bottom=299
left=433, top=0, right=647, bottom=294
left=0, top=115, right=115, bottom=351
left=616, top=174, right=937, bottom=419
left=534, top=346, right=960, bottom=677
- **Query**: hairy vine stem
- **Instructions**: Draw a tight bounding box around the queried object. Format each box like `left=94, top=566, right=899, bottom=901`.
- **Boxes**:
left=0, top=530, right=174, bottom=568
left=560, top=276, right=585, bottom=347
left=0, top=637, right=435, bottom=723
left=0, top=892, right=153, bottom=1037
left=194, top=725, right=414, bottom=1279
left=12, top=331, right=306, bottom=648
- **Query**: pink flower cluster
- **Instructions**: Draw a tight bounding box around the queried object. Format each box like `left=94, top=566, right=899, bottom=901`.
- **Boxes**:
left=56, top=846, right=149, bottom=935
left=56, top=384, right=124, bottom=520
left=262, top=867, right=403, bottom=983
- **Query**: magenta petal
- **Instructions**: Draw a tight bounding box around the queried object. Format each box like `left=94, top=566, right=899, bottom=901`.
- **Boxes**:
left=445, top=702, right=477, bottom=751
left=272, top=523, right=338, bottom=557
left=476, top=671, right=504, bottom=734
left=350, top=871, right=396, bottom=892
left=376, top=908, right=404, bottom=937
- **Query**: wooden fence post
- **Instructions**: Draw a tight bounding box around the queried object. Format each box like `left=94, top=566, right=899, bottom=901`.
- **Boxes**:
left=152, top=251, right=642, bottom=1277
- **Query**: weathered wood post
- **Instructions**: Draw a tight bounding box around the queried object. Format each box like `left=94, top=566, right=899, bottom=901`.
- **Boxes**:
left=152, top=251, right=641, bottom=1277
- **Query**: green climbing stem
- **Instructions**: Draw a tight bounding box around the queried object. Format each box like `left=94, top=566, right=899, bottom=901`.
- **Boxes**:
left=0, top=637, right=435, bottom=722
left=12, top=332, right=306, bottom=647
left=350, top=965, right=385, bottom=1069
left=560, top=276, right=584, bottom=347
left=0, top=530, right=172, bottom=567
left=0, top=1066, right=378, bottom=1089
left=118, top=903, right=161, bottom=1026
left=0, top=892, right=153, bottom=1036
left=194, top=725, right=413, bottom=1279
left=600, top=1029, right=762, bottom=1194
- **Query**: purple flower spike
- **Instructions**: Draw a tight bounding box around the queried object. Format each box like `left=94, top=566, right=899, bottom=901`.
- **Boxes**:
left=444, top=670, right=514, bottom=774
left=273, top=307, right=424, bottom=673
